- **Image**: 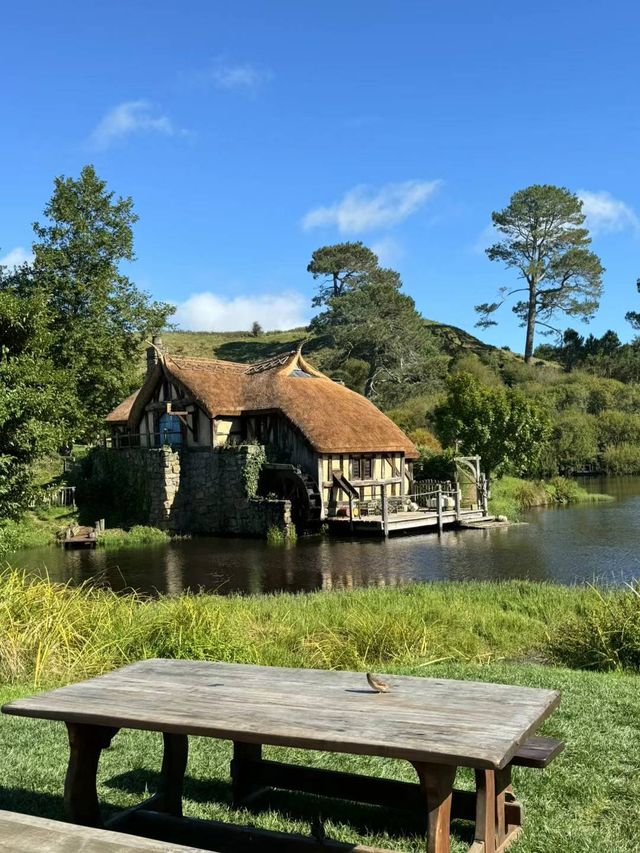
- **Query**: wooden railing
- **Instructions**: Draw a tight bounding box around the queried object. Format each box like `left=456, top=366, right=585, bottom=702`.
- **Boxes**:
left=29, top=486, right=76, bottom=509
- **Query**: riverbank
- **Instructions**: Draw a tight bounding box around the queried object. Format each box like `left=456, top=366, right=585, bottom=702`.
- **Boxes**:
left=0, top=569, right=638, bottom=685
left=0, top=512, right=174, bottom=555
left=0, top=571, right=638, bottom=851
left=488, top=475, right=612, bottom=519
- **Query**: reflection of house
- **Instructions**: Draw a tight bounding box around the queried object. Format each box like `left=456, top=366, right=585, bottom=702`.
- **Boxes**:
left=106, top=339, right=418, bottom=525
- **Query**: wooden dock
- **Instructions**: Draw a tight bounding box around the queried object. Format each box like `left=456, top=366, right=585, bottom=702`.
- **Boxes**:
left=328, top=508, right=493, bottom=537
left=62, top=526, right=97, bottom=550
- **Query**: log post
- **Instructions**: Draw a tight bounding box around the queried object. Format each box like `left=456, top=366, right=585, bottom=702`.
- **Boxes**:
left=454, top=488, right=461, bottom=522
left=381, top=484, right=389, bottom=537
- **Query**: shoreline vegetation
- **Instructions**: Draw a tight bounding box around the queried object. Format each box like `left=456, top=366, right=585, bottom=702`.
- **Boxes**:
left=488, top=475, right=612, bottom=520
left=0, top=569, right=637, bottom=687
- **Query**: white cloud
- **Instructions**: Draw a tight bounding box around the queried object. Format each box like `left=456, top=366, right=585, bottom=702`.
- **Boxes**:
left=89, top=101, right=184, bottom=150
left=371, top=237, right=404, bottom=266
left=0, top=246, right=33, bottom=268
left=201, top=61, right=271, bottom=92
left=174, top=291, right=309, bottom=332
left=578, top=189, right=639, bottom=235
left=302, top=179, right=442, bottom=234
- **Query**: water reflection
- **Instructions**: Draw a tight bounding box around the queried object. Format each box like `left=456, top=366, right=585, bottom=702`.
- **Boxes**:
left=9, top=477, right=640, bottom=594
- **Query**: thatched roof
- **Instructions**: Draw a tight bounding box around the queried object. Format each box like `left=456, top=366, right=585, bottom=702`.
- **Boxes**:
left=107, top=349, right=418, bottom=459
left=105, top=390, right=140, bottom=424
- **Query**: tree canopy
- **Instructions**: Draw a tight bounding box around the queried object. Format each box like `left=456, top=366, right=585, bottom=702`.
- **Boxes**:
left=626, top=279, right=640, bottom=331
left=307, top=241, right=400, bottom=307
left=476, top=185, right=604, bottom=363
left=0, top=286, right=71, bottom=517
left=308, top=243, right=447, bottom=407
left=432, top=372, right=550, bottom=480
left=7, top=165, right=174, bottom=440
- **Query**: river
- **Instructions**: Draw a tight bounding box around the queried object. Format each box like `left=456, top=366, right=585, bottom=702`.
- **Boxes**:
left=7, top=477, right=640, bottom=595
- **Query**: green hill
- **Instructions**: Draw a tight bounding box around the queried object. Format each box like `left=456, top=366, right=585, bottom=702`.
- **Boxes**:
left=161, top=321, right=540, bottom=370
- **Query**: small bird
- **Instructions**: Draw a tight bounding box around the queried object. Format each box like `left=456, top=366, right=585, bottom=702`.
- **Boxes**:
left=366, top=672, right=390, bottom=693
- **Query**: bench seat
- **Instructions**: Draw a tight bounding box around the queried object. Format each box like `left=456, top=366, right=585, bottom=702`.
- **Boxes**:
left=511, top=736, right=564, bottom=769
left=0, top=809, right=210, bottom=853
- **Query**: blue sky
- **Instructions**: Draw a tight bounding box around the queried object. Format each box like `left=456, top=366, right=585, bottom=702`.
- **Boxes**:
left=1, top=1, right=639, bottom=351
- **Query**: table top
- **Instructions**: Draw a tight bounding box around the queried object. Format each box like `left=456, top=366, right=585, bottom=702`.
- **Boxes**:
left=2, top=659, right=560, bottom=769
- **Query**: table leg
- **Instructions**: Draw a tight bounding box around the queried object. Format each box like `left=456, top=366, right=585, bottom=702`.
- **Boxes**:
left=412, top=762, right=457, bottom=853
left=64, top=722, right=119, bottom=827
left=231, top=741, right=263, bottom=807
left=154, top=732, right=188, bottom=817
left=470, top=767, right=522, bottom=853
left=473, top=769, right=496, bottom=851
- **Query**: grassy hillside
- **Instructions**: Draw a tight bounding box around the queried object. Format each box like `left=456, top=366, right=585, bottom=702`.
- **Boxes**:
left=162, top=323, right=539, bottom=369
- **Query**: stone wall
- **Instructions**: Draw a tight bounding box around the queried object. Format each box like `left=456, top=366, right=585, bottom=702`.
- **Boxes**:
left=117, top=445, right=292, bottom=537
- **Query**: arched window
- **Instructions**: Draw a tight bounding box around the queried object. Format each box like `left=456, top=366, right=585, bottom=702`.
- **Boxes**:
left=158, top=413, right=183, bottom=446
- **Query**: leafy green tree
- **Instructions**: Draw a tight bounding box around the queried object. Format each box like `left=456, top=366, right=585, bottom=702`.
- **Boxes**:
left=0, top=288, right=71, bottom=518
left=307, top=242, right=399, bottom=307
left=312, top=278, right=446, bottom=406
left=11, top=165, right=174, bottom=439
left=432, top=372, right=550, bottom=480
left=476, top=185, right=604, bottom=362
left=625, top=278, right=640, bottom=330
left=250, top=321, right=263, bottom=337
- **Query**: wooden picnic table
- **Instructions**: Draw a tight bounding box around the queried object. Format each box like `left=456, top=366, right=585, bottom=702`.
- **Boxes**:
left=1, top=660, right=561, bottom=853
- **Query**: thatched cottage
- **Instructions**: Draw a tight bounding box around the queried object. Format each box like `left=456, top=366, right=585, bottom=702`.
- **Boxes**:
left=105, top=340, right=418, bottom=529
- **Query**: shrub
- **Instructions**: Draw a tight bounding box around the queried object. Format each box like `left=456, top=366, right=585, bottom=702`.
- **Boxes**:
left=596, top=410, right=640, bottom=448
left=407, top=428, right=441, bottom=451
left=548, top=585, right=640, bottom=671
left=601, top=442, right=640, bottom=474
left=549, top=412, right=598, bottom=474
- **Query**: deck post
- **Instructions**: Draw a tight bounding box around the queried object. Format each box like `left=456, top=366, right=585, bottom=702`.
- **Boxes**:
left=436, top=486, right=443, bottom=534
left=454, top=488, right=461, bottom=522
left=381, top=484, right=389, bottom=537
left=348, top=493, right=354, bottom=532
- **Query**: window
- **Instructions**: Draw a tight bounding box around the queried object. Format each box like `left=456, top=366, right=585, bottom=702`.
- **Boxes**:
left=158, top=413, right=183, bottom=446
left=350, top=456, right=373, bottom=480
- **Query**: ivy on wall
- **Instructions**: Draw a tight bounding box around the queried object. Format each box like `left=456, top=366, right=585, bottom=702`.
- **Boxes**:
left=240, top=443, right=266, bottom=498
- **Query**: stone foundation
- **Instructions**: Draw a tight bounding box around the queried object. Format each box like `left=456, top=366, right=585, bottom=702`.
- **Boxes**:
left=116, top=445, right=292, bottom=538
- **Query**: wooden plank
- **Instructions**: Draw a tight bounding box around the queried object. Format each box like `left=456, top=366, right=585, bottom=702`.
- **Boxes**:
left=0, top=809, right=210, bottom=852
left=2, top=661, right=560, bottom=770
left=510, top=736, right=564, bottom=768
left=110, top=809, right=392, bottom=852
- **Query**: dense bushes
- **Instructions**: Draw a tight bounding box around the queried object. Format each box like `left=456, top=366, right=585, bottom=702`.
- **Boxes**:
left=600, top=443, right=640, bottom=474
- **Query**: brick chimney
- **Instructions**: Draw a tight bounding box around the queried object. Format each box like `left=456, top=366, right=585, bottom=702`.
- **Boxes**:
left=146, top=334, right=165, bottom=376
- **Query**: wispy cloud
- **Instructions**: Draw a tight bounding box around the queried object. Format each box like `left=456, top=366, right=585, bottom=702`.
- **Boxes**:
left=174, top=291, right=309, bottom=332
left=0, top=246, right=33, bottom=268
left=371, top=236, right=404, bottom=266
left=89, top=101, right=186, bottom=150
left=302, top=180, right=442, bottom=234
left=197, top=60, right=272, bottom=93
left=578, top=189, right=640, bottom=235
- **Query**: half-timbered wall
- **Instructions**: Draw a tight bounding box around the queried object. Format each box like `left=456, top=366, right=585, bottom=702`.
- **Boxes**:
left=137, top=377, right=212, bottom=449
left=321, top=451, right=412, bottom=512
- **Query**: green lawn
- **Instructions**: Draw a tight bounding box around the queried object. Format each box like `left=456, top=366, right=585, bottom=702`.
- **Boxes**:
left=1, top=661, right=638, bottom=852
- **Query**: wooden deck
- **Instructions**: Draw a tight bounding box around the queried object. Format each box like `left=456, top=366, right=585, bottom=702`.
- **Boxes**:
left=328, top=508, right=492, bottom=536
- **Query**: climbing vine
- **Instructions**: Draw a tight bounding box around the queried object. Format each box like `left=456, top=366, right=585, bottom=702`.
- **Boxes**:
left=241, top=443, right=266, bottom=498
